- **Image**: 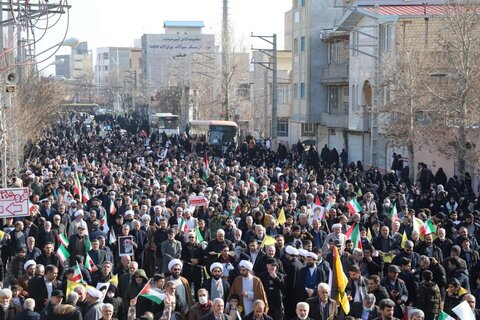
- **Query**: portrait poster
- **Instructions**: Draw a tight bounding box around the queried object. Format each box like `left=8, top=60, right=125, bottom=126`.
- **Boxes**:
left=118, top=236, right=134, bottom=257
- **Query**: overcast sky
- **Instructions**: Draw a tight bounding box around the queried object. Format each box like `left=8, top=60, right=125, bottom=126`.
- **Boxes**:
left=38, top=0, right=291, bottom=73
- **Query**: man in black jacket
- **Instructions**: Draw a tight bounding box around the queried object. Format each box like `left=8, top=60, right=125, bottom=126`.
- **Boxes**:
left=28, top=265, right=61, bottom=312
left=258, top=258, right=285, bottom=320
left=367, top=275, right=389, bottom=307
left=349, top=293, right=380, bottom=320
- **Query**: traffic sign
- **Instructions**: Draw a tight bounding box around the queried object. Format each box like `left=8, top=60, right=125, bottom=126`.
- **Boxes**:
left=0, top=188, right=30, bottom=217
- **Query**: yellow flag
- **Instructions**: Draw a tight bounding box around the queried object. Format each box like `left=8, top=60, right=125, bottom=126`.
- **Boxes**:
left=0, top=230, right=4, bottom=241
left=277, top=208, right=286, bottom=226
left=203, top=266, right=210, bottom=280
left=66, top=280, right=83, bottom=298
left=366, top=228, right=372, bottom=242
left=260, top=235, right=277, bottom=249
left=333, top=246, right=350, bottom=314
left=108, top=274, right=118, bottom=287
left=401, top=231, right=408, bottom=249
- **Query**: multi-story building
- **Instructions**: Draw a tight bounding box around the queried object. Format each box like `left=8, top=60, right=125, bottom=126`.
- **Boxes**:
left=94, top=47, right=141, bottom=88
left=289, top=0, right=352, bottom=153
left=141, top=21, right=215, bottom=88
left=55, top=41, right=92, bottom=81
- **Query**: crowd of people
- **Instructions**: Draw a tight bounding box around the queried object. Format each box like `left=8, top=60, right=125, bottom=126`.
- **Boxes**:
left=0, top=112, right=479, bottom=320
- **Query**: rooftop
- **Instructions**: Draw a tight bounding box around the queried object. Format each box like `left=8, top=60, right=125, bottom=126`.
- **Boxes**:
left=163, top=21, right=205, bottom=28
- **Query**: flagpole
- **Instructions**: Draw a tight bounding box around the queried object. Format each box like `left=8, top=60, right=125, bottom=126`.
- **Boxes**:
left=134, top=278, right=152, bottom=300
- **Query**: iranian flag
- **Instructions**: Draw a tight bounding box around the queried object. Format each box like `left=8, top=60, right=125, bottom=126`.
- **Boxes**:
left=179, top=218, right=188, bottom=234
left=232, top=201, right=240, bottom=217
left=82, top=187, right=91, bottom=203
left=109, top=230, right=117, bottom=245
left=57, top=244, right=70, bottom=263
left=73, top=172, right=83, bottom=199
left=28, top=202, right=38, bottom=215
left=195, top=227, right=204, bottom=243
left=202, top=153, right=209, bottom=181
left=346, top=198, right=362, bottom=214
left=139, top=282, right=165, bottom=304
left=420, top=219, right=436, bottom=236
left=390, top=205, right=399, bottom=222
left=350, top=223, right=362, bottom=249
left=249, top=177, right=258, bottom=187
left=72, top=263, right=83, bottom=283
left=84, top=253, right=95, bottom=273
left=345, top=224, right=355, bottom=237
left=100, top=211, right=109, bottom=234
left=85, top=237, right=92, bottom=252
left=58, top=234, right=69, bottom=247
left=261, top=190, right=269, bottom=202
left=109, top=201, right=116, bottom=215
left=326, top=196, right=336, bottom=211
left=315, top=195, right=321, bottom=206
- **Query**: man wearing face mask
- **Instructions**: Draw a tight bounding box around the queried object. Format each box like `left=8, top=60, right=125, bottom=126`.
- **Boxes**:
left=201, top=263, right=230, bottom=303
left=349, top=293, right=379, bottom=320
left=190, top=289, right=212, bottom=320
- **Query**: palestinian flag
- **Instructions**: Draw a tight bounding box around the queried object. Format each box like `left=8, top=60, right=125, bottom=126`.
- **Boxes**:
left=140, top=282, right=165, bottom=304
left=195, top=227, right=204, bottom=243
left=85, top=253, right=95, bottom=273
left=202, top=153, right=209, bottom=181
left=390, top=205, right=399, bottom=222
left=58, top=234, right=69, bottom=247
left=326, top=196, right=336, bottom=211
left=57, top=244, right=70, bottom=263
left=346, top=198, right=362, bottom=214
left=437, top=311, right=455, bottom=320
left=420, top=219, right=436, bottom=235
left=72, top=263, right=83, bottom=283
left=82, top=187, right=91, bottom=203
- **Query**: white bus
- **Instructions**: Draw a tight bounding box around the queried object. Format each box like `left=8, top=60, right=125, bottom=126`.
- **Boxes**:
left=149, top=113, right=180, bottom=136
left=189, top=120, right=238, bottom=148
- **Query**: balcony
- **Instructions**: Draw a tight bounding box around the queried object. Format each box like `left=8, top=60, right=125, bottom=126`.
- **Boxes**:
left=321, top=63, right=349, bottom=85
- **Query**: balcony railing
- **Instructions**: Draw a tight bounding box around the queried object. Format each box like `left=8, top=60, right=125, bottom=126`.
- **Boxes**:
left=321, top=63, right=349, bottom=84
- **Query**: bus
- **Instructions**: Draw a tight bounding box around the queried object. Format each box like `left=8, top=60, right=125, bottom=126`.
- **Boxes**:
left=189, top=120, right=238, bottom=149
left=149, top=113, right=180, bottom=136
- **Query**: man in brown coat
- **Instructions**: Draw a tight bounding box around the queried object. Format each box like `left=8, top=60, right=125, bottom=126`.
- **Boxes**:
left=228, top=260, right=268, bottom=316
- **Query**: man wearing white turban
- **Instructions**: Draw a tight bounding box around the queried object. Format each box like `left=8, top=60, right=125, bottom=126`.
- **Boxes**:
left=201, top=262, right=230, bottom=302
left=228, top=260, right=268, bottom=315
left=166, top=258, right=193, bottom=317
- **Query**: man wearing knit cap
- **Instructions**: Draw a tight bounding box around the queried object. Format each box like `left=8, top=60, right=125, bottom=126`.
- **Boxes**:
left=228, top=260, right=268, bottom=316
left=201, top=262, right=230, bottom=302
left=166, top=259, right=193, bottom=317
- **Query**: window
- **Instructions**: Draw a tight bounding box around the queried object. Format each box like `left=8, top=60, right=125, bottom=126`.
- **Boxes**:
left=277, top=86, right=289, bottom=104
left=380, top=24, right=392, bottom=52
left=294, top=11, right=300, bottom=24
left=293, top=83, right=298, bottom=98
left=301, top=123, right=315, bottom=136
left=328, top=87, right=340, bottom=112
left=103, top=52, right=108, bottom=59
left=328, top=42, right=343, bottom=63
left=300, top=36, right=305, bottom=52
left=104, top=65, right=108, bottom=71
left=301, top=0, right=306, bottom=6
left=300, top=83, right=305, bottom=99
left=352, top=31, right=359, bottom=56
left=293, top=38, right=298, bottom=54
left=277, top=120, right=288, bottom=137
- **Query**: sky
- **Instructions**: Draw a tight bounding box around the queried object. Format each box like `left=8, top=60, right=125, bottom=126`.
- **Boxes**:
left=38, top=0, right=292, bottom=74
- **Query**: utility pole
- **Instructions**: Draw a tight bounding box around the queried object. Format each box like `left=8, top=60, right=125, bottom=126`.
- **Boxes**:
left=251, top=33, right=278, bottom=141
left=221, top=0, right=230, bottom=120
